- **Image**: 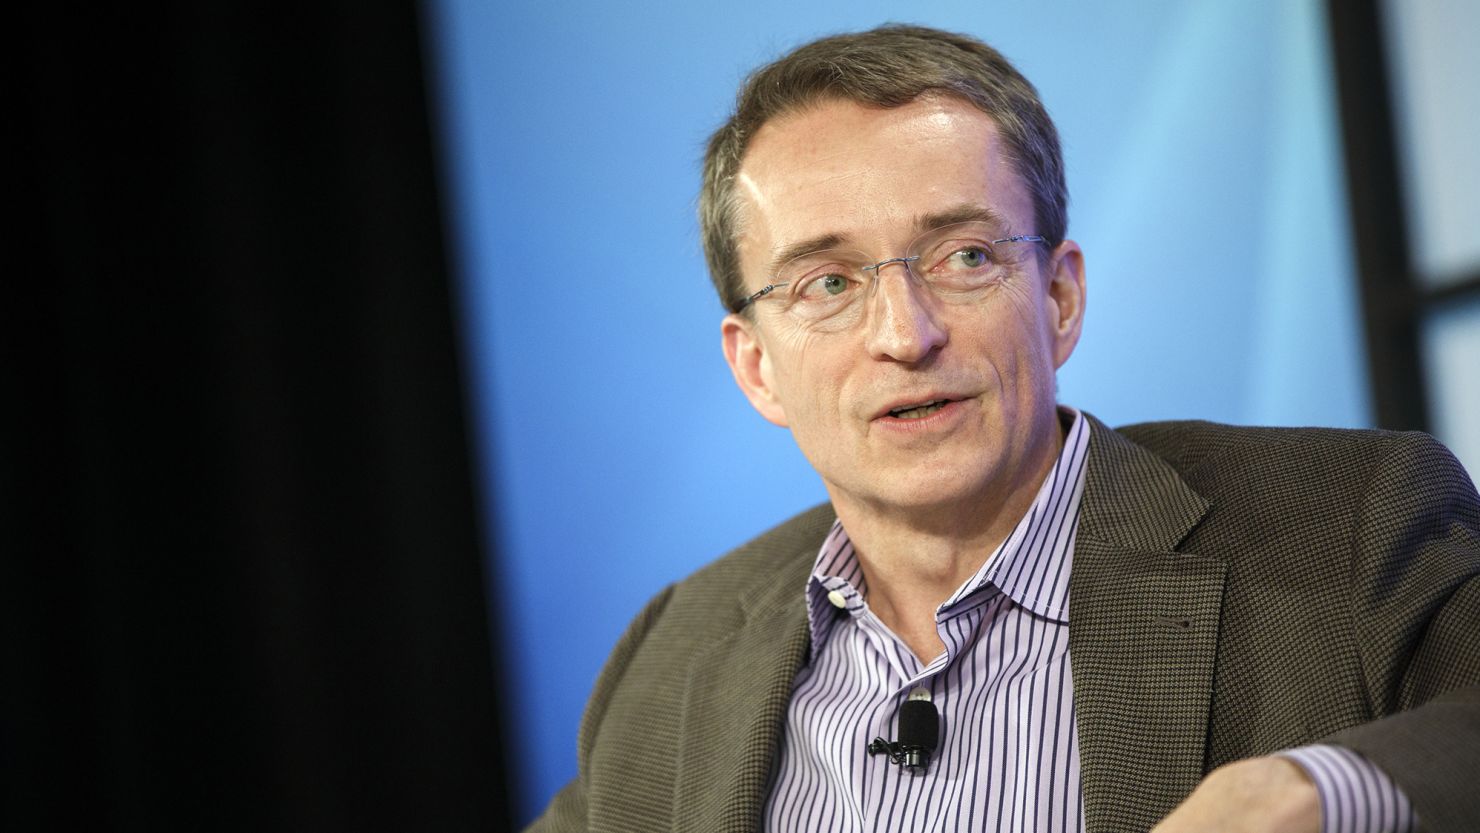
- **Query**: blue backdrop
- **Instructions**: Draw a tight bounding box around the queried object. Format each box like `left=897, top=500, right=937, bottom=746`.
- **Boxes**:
left=424, top=0, right=1369, bottom=821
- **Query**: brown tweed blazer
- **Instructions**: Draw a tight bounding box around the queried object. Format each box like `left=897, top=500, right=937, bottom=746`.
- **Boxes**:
left=530, top=416, right=1480, bottom=833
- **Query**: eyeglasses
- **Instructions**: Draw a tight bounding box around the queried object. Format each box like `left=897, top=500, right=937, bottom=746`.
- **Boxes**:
left=733, top=221, right=1047, bottom=323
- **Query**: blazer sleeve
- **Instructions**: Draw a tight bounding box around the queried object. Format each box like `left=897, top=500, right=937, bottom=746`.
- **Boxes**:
left=525, top=584, right=677, bottom=833
left=1329, top=432, right=1480, bottom=833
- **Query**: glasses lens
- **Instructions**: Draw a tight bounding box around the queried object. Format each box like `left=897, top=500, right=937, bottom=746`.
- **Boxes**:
left=777, top=250, right=868, bottom=320
left=910, top=222, right=1009, bottom=293
left=762, top=223, right=1033, bottom=321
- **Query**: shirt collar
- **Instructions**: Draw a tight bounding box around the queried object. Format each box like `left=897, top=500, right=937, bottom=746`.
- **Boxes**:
left=804, top=407, right=1090, bottom=648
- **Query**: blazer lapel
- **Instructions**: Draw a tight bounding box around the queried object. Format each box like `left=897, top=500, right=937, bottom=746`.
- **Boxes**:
left=672, top=539, right=814, bottom=833
left=1071, top=416, right=1224, bottom=833
left=666, top=419, right=1222, bottom=832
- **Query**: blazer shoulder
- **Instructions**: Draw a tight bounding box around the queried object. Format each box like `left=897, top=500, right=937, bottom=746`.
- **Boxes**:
left=1114, top=419, right=1461, bottom=482
left=1107, top=419, right=1477, bottom=543
left=682, top=503, right=833, bottom=587
left=636, top=503, right=834, bottom=639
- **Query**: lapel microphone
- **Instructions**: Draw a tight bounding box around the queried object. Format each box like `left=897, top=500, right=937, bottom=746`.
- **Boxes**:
left=868, top=694, right=939, bottom=771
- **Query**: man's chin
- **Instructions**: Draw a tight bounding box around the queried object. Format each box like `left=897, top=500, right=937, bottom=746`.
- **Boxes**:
left=826, top=460, right=1003, bottom=515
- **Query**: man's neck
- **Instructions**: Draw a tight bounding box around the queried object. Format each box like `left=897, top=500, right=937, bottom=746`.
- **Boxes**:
left=827, top=416, right=1067, bottom=664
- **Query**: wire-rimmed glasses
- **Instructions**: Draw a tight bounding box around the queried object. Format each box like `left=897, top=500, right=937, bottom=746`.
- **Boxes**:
left=733, top=221, right=1047, bottom=324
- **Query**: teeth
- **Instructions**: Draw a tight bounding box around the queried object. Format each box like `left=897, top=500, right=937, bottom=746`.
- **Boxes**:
left=890, top=400, right=948, bottom=420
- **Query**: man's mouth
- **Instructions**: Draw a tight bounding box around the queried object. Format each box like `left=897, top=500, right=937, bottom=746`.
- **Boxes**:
left=887, top=399, right=951, bottom=420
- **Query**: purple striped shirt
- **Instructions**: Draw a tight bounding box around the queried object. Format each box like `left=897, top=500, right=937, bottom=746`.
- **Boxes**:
left=762, top=408, right=1415, bottom=833
left=764, top=410, right=1090, bottom=832
left=1281, top=745, right=1415, bottom=833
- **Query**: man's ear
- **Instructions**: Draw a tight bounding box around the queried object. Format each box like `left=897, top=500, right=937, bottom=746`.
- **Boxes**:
left=721, top=313, right=789, bottom=428
left=1044, top=240, right=1086, bottom=369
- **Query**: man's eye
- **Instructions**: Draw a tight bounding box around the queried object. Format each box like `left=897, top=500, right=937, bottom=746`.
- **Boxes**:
left=951, top=247, right=991, bottom=269
left=797, top=272, right=853, bottom=300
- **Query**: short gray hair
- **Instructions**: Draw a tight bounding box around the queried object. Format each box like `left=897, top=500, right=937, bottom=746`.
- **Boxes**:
left=700, top=24, right=1068, bottom=312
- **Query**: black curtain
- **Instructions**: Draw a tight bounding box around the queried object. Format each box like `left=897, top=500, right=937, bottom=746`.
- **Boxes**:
left=7, top=3, right=512, bottom=830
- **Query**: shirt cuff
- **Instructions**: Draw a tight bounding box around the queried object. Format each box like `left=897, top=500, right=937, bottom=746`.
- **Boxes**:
left=1278, top=744, right=1417, bottom=833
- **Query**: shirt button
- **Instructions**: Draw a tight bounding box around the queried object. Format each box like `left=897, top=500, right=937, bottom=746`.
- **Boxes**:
left=827, top=590, right=848, bottom=609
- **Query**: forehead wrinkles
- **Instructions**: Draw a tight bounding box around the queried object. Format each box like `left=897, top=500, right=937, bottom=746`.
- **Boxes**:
left=733, top=163, right=873, bottom=283
left=732, top=98, right=1028, bottom=279
left=733, top=171, right=870, bottom=246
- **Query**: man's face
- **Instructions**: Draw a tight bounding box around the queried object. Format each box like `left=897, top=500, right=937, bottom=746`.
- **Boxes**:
left=721, top=95, right=1086, bottom=519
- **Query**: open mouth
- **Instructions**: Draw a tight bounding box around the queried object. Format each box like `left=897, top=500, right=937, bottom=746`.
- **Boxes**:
left=887, top=399, right=951, bottom=420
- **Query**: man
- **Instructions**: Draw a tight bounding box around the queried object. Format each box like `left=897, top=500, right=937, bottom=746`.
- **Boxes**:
left=530, top=25, right=1479, bottom=833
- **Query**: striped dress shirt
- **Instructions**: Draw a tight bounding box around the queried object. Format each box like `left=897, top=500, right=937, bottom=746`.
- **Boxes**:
left=764, top=411, right=1090, bottom=832
left=762, top=408, right=1415, bottom=833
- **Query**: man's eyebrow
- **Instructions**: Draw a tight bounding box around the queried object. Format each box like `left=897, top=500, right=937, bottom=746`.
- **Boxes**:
left=914, top=205, right=1012, bottom=233
left=761, top=205, right=1012, bottom=277
left=765, top=233, right=847, bottom=277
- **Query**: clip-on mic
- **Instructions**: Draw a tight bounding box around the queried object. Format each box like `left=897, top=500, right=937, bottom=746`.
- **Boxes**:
left=868, top=694, right=939, bottom=771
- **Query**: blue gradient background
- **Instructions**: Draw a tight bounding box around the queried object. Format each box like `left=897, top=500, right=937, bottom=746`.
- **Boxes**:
left=425, top=1, right=1370, bottom=821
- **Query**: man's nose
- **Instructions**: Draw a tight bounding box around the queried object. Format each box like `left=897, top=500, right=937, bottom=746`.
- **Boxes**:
left=863, top=261, right=948, bottom=363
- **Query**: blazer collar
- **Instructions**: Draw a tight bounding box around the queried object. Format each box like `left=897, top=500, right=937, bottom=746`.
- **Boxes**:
left=1071, top=413, right=1225, bottom=832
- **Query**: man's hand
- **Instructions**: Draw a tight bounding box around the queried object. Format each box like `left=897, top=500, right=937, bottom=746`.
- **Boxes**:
left=1152, top=756, right=1320, bottom=833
